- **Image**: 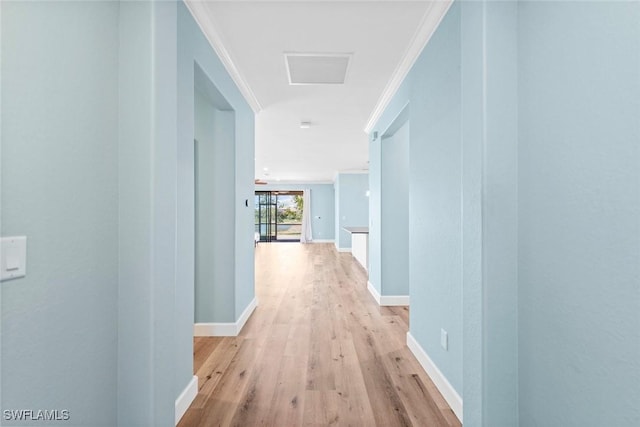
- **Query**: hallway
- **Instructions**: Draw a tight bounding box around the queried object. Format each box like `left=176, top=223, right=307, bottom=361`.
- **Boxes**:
left=179, top=243, right=460, bottom=427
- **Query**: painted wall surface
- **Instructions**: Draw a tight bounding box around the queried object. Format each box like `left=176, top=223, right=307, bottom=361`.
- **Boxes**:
left=334, top=173, right=369, bottom=249
left=517, top=2, right=640, bottom=426
left=334, top=175, right=341, bottom=245
left=117, top=2, right=177, bottom=426
left=458, top=2, right=521, bottom=424
left=1, top=2, right=119, bottom=424
left=256, top=184, right=335, bottom=241
left=381, top=121, right=409, bottom=296
left=372, top=1, right=640, bottom=426
left=117, top=2, right=178, bottom=424
left=460, top=3, right=485, bottom=424
left=368, top=139, right=382, bottom=292
left=177, top=1, right=255, bottom=398
left=2, top=1, right=252, bottom=424
left=461, top=2, right=520, bottom=425
left=408, top=3, right=463, bottom=394
left=372, top=3, right=464, bottom=397
left=194, top=91, right=236, bottom=323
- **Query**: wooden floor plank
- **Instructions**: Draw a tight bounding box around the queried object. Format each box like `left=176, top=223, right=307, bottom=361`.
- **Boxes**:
left=179, top=243, right=461, bottom=427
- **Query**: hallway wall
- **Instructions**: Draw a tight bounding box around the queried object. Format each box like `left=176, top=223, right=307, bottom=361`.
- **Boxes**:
left=334, top=173, right=369, bottom=250
left=117, top=3, right=178, bottom=424
left=371, top=1, right=640, bottom=426
left=194, top=90, right=236, bottom=324
left=371, top=3, right=465, bottom=406
left=517, top=2, right=640, bottom=426
left=369, top=117, right=410, bottom=298
left=177, top=0, right=256, bottom=401
left=1, top=2, right=120, bottom=424
left=2, top=2, right=255, bottom=425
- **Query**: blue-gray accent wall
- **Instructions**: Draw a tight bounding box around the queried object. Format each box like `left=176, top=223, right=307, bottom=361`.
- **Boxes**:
left=334, top=173, right=369, bottom=250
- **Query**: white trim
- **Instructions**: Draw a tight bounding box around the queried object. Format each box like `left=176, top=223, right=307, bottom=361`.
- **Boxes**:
left=406, top=332, right=463, bottom=423
left=364, top=0, right=453, bottom=133
left=367, top=281, right=409, bottom=306
left=311, top=239, right=335, bottom=243
left=183, top=1, right=262, bottom=113
left=367, top=281, right=382, bottom=305
left=194, top=297, right=258, bottom=337
left=175, top=375, right=198, bottom=425
left=381, top=295, right=409, bottom=306
left=236, top=297, right=258, bottom=333
left=336, top=247, right=352, bottom=253
left=194, top=322, right=236, bottom=337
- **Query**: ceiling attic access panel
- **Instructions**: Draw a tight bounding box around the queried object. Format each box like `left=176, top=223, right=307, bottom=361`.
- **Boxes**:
left=284, top=53, right=352, bottom=85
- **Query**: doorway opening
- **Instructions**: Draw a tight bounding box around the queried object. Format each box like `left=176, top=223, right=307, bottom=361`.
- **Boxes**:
left=255, top=191, right=303, bottom=242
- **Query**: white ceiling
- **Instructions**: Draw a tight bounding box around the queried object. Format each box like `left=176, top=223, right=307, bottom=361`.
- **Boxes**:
left=191, top=1, right=435, bottom=183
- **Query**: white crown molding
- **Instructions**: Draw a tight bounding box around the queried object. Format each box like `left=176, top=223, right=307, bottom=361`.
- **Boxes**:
left=407, top=332, right=463, bottom=423
left=184, top=1, right=262, bottom=113
left=364, top=0, right=453, bottom=134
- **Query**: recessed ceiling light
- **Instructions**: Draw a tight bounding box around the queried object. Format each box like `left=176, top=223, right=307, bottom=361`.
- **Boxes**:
left=300, top=121, right=311, bottom=129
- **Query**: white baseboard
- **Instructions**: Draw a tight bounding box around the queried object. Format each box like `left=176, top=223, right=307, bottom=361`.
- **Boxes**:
left=334, top=241, right=352, bottom=253
left=311, top=239, right=334, bottom=243
left=367, top=281, right=382, bottom=305
left=381, top=295, right=409, bottom=306
left=175, top=375, right=198, bottom=425
left=367, top=281, right=409, bottom=306
left=406, top=332, right=463, bottom=423
left=194, top=297, right=258, bottom=337
left=194, top=322, right=236, bottom=336
left=236, top=297, right=258, bottom=333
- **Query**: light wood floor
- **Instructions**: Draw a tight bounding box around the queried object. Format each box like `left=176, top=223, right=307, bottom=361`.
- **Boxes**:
left=179, top=243, right=461, bottom=427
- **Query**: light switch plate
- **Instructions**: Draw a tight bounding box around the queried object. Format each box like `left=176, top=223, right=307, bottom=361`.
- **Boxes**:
left=1, top=236, right=27, bottom=281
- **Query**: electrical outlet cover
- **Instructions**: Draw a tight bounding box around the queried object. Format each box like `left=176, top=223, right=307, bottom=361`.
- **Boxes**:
left=440, top=328, right=448, bottom=351
left=1, top=236, right=27, bottom=281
